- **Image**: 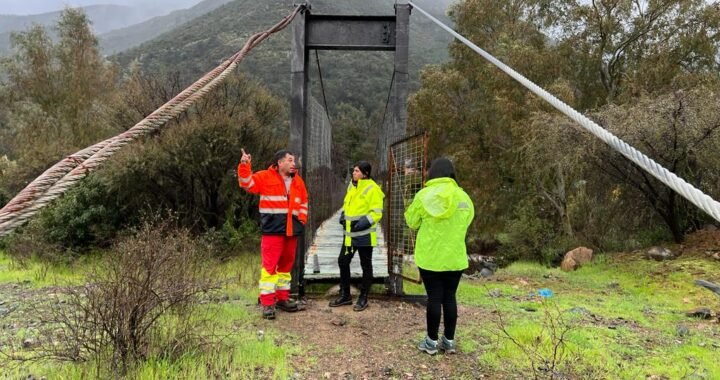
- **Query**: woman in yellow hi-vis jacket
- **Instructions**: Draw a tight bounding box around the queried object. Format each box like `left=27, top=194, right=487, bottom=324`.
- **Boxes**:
left=329, top=161, right=384, bottom=311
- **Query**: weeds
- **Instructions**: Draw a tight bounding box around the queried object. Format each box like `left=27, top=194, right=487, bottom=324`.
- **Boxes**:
left=2, top=218, right=222, bottom=376
left=488, top=286, right=581, bottom=379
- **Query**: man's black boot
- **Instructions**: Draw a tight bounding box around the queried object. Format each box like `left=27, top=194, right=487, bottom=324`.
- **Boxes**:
left=277, top=299, right=299, bottom=312
left=262, top=305, right=276, bottom=320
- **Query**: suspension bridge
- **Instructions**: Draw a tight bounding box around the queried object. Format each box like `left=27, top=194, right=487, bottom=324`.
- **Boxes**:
left=1, top=1, right=719, bottom=298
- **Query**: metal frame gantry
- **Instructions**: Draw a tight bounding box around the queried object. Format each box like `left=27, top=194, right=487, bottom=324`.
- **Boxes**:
left=289, top=1, right=411, bottom=297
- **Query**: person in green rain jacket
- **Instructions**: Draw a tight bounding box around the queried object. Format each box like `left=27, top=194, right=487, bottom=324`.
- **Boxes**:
left=405, top=158, right=474, bottom=355
left=329, top=161, right=385, bottom=311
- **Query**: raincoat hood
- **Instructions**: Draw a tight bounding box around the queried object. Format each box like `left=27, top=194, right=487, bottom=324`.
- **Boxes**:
left=404, top=173, right=474, bottom=272
left=420, top=177, right=460, bottom=219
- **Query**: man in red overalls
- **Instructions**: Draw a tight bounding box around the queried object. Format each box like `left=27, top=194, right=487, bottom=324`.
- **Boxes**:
left=238, top=148, right=309, bottom=320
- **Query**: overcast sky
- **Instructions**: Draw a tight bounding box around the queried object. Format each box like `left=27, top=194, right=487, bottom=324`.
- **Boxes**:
left=0, top=0, right=203, bottom=15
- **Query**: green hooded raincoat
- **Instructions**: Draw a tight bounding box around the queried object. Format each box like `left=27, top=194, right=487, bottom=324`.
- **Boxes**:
left=404, top=177, right=474, bottom=271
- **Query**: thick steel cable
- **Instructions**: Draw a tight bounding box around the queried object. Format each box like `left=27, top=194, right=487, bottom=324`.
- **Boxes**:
left=1, top=6, right=302, bottom=233
left=0, top=42, right=251, bottom=223
left=0, top=4, right=305, bottom=236
left=410, top=1, right=720, bottom=223
left=1, top=30, right=269, bottom=225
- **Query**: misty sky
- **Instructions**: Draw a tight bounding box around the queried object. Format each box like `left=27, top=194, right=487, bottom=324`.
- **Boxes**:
left=0, top=0, right=203, bottom=15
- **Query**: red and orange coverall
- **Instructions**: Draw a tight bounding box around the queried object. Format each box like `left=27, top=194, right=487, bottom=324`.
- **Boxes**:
left=238, top=162, right=309, bottom=306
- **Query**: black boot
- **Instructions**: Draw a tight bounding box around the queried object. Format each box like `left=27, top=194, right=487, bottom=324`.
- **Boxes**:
left=353, top=289, right=368, bottom=311
left=329, top=286, right=352, bottom=307
left=277, top=299, right=299, bottom=312
left=262, top=305, right=276, bottom=320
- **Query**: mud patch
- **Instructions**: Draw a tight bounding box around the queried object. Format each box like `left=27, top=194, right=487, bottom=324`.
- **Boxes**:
left=269, top=296, right=495, bottom=379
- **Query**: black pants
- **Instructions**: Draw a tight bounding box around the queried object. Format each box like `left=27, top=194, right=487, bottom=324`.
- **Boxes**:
left=419, top=268, right=463, bottom=341
left=338, top=245, right=373, bottom=292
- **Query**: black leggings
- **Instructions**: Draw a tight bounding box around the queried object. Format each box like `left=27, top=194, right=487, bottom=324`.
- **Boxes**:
left=338, top=245, right=373, bottom=291
left=419, top=268, right=463, bottom=340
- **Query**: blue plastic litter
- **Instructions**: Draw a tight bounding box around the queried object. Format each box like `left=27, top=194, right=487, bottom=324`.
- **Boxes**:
left=538, top=288, right=554, bottom=298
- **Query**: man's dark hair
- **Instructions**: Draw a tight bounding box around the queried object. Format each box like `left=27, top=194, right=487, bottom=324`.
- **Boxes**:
left=271, top=149, right=293, bottom=168
left=354, top=160, right=372, bottom=179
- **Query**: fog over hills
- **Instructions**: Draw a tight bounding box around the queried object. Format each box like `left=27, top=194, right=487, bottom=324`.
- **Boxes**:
left=99, top=0, right=233, bottom=54
left=0, top=0, right=214, bottom=56
left=0, top=0, right=203, bottom=16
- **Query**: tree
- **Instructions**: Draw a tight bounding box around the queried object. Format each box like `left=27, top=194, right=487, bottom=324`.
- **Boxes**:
left=54, top=7, right=119, bottom=138
left=522, top=83, right=720, bottom=247
left=0, top=8, right=120, bottom=194
left=409, top=0, right=564, bottom=234
left=409, top=0, right=720, bottom=257
left=13, top=72, right=286, bottom=251
left=330, top=102, right=376, bottom=178
left=589, top=86, right=720, bottom=242
left=101, top=72, right=285, bottom=233
left=557, top=0, right=720, bottom=108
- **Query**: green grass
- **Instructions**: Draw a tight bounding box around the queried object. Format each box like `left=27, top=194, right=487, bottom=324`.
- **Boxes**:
left=2, top=248, right=719, bottom=379
left=0, top=250, right=297, bottom=379
left=3, top=304, right=295, bottom=379
left=458, top=253, right=720, bottom=378
left=126, top=302, right=295, bottom=380
left=0, top=252, right=92, bottom=287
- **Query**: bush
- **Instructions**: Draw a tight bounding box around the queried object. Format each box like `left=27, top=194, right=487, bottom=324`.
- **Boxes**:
left=99, top=72, right=283, bottom=239
left=497, top=198, right=558, bottom=265
left=31, top=174, right=121, bottom=250
left=5, top=73, right=285, bottom=255
left=0, top=190, right=8, bottom=210
left=220, top=216, right=260, bottom=250
left=1, top=221, right=62, bottom=266
left=490, top=294, right=583, bottom=379
left=3, top=175, right=125, bottom=261
left=0, top=155, right=16, bottom=208
left=33, top=217, right=220, bottom=375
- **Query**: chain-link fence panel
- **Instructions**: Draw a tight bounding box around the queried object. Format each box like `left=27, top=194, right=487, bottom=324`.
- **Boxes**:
left=386, top=132, right=428, bottom=284
left=305, top=96, right=344, bottom=249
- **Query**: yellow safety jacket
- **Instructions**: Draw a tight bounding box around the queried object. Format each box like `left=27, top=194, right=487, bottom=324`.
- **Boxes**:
left=341, top=178, right=384, bottom=247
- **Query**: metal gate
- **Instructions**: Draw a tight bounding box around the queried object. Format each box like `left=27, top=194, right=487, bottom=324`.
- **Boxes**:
left=386, top=132, right=428, bottom=285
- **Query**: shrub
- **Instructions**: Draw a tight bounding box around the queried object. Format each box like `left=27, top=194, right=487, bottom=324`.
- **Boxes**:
left=497, top=198, right=558, bottom=265
left=32, top=175, right=121, bottom=250
left=35, top=217, right=221, bottom=375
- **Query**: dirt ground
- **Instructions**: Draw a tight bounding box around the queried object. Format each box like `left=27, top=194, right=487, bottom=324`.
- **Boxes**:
left=267, top=296, right=497, bottom=380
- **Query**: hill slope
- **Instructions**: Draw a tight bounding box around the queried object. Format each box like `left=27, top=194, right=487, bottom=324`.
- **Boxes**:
left=0, top=0, right=203, bottom=17
left=1, top=5, right=150, bottom=35
left=112, top=0, right=453, bottom=113
left=99, top=0, right=234, bottom=55
left=1, top=5, right=153, bottom=55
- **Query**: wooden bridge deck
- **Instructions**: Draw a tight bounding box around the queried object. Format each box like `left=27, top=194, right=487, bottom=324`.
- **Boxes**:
left=304, top=209, right=389, bottom=280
